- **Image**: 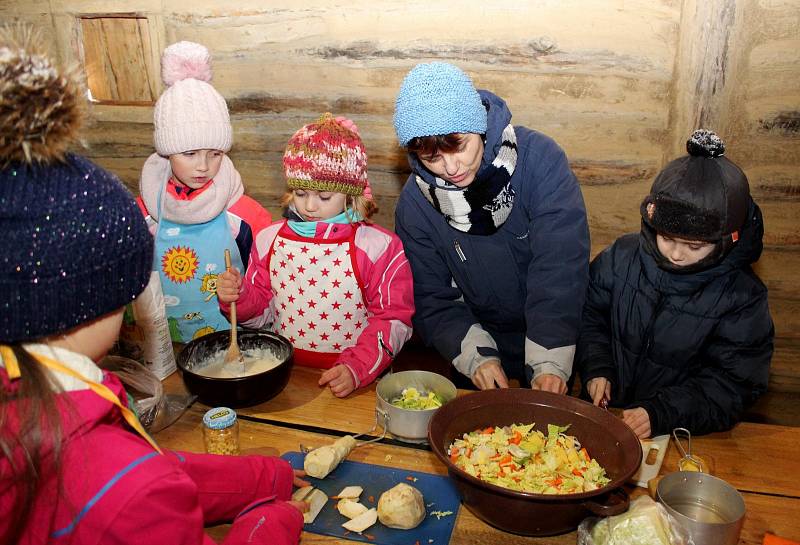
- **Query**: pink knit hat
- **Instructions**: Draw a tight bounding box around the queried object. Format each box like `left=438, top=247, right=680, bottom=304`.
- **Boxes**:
left=283, top=113, right=369, bottom=196
left=153, top=41, right=232, bottom=156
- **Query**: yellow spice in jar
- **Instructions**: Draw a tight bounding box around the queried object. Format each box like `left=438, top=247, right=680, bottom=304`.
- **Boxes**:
left=202, top=407, right=240, bottom=455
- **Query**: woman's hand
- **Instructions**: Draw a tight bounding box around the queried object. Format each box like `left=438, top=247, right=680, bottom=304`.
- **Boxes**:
left=319, top=364, right=356, bottom=397
left=587, top=377, right=611, bottom=406
left=622, top=407, right=652, bottom=438
left=472, top=359, right=509, bottom=389
left=532, top=373, right=568, bottom=394
left=217, top=268, right=242, bottom=304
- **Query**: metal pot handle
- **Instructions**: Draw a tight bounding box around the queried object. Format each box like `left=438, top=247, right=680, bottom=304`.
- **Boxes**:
left=583, top=487, right=629, bottom=516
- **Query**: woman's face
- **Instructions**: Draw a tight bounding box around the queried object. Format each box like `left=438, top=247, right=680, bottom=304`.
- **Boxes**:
left=417, top=133, right=484, bottom=188
left=656, top=234, right=716, bottom=267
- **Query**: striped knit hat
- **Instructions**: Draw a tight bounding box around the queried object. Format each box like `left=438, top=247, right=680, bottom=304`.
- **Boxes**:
left=283, top=113, right=368, bottom=196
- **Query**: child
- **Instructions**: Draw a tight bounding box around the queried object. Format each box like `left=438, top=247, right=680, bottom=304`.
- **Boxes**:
left=218, top=114, right=414, bottom=397
left=576, top=130, right=774, bottom=438
left=137, top=41, right=271, bottom=343
left=0, top=30, right=305, bottom=544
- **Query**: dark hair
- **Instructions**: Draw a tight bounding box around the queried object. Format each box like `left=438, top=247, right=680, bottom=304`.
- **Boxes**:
left=0, top=345, right=65, bottom=544
left=406, top=133, right=464, bottom=158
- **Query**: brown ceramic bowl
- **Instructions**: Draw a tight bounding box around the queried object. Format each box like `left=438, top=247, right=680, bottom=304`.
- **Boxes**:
left=428, top=389, right=642, bottom=536
left=177, top=330, right=293, bottom=408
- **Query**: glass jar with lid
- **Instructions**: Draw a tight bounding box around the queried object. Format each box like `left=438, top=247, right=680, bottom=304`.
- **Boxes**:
left=202, top=407, right=239, bottom=455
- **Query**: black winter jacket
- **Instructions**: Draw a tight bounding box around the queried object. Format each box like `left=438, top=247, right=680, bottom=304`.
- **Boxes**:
left=576, top=202, right=773, bottom=436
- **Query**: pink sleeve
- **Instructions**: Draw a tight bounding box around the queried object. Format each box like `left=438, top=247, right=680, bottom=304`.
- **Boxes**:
left=172, top=452, right=295, bottom=523
left=220, top=223, right=280, bottom=326
left=223, top=501, right=303, bottom=545
left=338, top=226, right=415, bottom=388
left=228, top=195, right=272, bottom=238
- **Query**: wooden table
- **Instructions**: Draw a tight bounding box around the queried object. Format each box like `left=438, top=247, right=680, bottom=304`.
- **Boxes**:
left=157, top=368, right=800, bottom=544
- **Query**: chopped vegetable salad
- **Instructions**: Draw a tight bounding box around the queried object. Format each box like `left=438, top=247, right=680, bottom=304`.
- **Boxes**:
left=447, top=423, right=610, bottom=494
left=390, top=387, right=444, bottom=410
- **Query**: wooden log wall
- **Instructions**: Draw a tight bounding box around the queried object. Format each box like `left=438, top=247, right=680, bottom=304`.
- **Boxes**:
left=4, top=0, right=799, bottom=393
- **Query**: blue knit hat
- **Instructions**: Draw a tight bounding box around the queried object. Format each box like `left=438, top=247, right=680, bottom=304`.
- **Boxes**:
left=1, top=29, right=154, bottom=343
left=394, top=62, right=487, bottom=147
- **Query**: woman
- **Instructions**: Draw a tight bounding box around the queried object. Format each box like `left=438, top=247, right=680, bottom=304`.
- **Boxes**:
left=393, top=62, right=590, bottom=393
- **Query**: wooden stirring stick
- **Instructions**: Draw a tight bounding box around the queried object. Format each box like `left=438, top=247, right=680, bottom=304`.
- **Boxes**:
left=223, top=249, right=245, bottom=372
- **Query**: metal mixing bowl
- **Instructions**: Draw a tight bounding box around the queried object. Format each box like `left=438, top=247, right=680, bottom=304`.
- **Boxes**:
left=375, top=370, right=457, bottom=443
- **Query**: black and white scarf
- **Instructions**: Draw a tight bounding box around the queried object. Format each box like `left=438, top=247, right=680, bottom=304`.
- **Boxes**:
left=415, top=124, right=517, bottom=235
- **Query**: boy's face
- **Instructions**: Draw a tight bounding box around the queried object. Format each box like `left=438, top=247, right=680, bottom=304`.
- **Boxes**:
left=169, top=149, right=224, bottom=189
left=417, top=133, right=484, bottom=188
left=656, top=234, right=716, bottom=267
left=291, top=189, right=347, bottom=222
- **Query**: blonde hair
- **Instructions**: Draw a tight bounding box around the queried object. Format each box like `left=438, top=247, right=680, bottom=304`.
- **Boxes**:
left=281, top=190, right=378, bottom=222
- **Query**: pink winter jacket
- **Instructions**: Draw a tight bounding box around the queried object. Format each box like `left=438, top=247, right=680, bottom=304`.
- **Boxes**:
left=220, top=220, right=414, bottom=388
left=0, top=346, right=302, bottom=545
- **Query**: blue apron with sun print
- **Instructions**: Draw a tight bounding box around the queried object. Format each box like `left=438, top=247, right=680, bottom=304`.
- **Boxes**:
left=153, top=190, right=243, bottom=343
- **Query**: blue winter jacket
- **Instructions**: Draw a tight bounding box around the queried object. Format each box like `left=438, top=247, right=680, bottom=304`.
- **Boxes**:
left=395, top=91, right=590, bottom=382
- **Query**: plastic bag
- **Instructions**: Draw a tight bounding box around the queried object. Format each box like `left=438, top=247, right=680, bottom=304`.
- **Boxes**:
left=118, top=272, right=177, bottom=380
left=577, top=496, right=690, bottom=545
left=101, top=355, right=195, bottom=433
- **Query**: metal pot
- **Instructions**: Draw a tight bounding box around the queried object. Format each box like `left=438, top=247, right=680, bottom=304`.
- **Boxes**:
left=657, top=471, right=745, bottom=545
left=428, top=389, right=642, bottom=536
left=176, top=330, right=293, bottom=408
left=375, top=370, right=457, bottom=443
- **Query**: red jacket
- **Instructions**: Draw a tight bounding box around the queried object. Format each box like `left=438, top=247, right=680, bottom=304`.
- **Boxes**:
left=0, top=345, right=302, bottom=545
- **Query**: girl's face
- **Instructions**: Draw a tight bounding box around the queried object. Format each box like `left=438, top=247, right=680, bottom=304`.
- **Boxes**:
left=292, top=190, right=347, bottom=221
left=656, top=234, right=716, bottom=267
left=169, top=149, right=224, bottom=189
left=417, top=133, right=484, bottom=188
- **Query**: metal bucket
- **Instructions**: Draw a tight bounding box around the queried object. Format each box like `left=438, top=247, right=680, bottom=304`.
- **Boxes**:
left=657, top=471, right=745, bottom=545
left=375, top=370, right=457, bottom=443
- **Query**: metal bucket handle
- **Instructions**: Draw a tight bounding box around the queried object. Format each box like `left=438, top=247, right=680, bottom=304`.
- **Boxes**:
left=351, top=408, right=389, bottom=448
left=583, top=487, right=629, bottom=516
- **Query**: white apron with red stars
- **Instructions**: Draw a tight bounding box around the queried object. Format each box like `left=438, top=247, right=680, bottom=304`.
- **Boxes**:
left=268, top=223, right=368, bottom=368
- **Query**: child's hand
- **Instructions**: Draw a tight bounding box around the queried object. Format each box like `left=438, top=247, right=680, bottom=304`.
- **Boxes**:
left=319, top=365, right=356, bottom=397
left=293, top=469, right=310, bottom=488
left=217, top=268, right=242, bottom=303
left=532, top=373, right=568, bottom=394
left=622, top=407, right=651, bottom=438
left=287, top=500, right=310, bottom=514
left=587, top=377, right=611, bottom=406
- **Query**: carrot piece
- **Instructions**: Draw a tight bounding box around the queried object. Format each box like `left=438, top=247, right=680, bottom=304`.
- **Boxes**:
left=580, top=447, right=591, bottom=462
left=763, top=534, right=800, bottom=545
left=572, top=468, right=584, bottom=477
left=509, top=431, right=523, bottom=445
left=483, top=427, right=495, bottom=434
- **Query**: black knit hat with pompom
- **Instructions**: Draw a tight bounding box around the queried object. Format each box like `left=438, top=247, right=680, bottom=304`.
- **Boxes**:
left=0, top=25, right=153, bottom=342
left=641, top=129, right=750, bottom=242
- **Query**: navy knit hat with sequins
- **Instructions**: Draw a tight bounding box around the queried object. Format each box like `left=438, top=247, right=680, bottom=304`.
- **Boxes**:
left=1, top=27, right=153, bottom=343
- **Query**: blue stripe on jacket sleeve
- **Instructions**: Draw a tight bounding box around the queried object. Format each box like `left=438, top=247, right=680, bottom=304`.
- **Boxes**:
left=51, top=451, right=160, bottom=538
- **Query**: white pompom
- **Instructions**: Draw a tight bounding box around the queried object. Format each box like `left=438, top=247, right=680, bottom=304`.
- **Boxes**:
left=161, top=41, right=212, bottom=86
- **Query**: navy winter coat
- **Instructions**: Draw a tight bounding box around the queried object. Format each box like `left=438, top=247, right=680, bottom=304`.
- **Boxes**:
left=395, top=91, right=590, bottom=382
left=576, top=202, right=773, bottom=436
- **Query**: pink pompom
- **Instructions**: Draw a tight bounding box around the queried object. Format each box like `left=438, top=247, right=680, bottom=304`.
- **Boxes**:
left=161, top=41, right=212, bottom=86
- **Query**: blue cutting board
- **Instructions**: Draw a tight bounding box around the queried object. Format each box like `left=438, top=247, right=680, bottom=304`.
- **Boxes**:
left=282, top=451, right=460, bottom=545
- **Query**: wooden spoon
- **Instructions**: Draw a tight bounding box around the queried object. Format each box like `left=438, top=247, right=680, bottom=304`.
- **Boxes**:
left=223, top=249, right=245, bottom=372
